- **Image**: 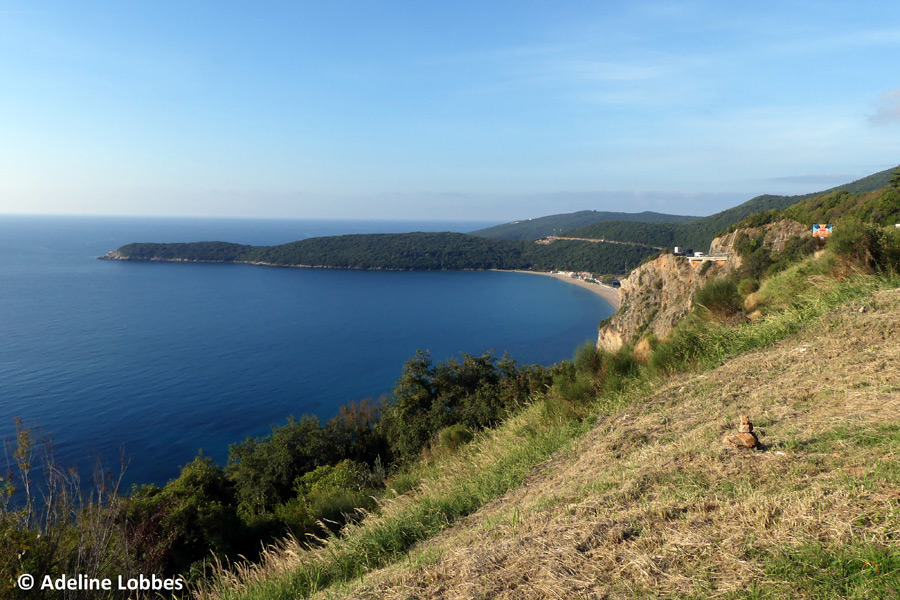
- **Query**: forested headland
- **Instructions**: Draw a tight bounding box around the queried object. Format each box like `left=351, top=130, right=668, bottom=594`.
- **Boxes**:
left=103, top=232, right=657, bottom=275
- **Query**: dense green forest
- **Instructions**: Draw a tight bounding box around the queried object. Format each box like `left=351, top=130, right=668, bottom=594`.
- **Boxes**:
left=110, top=232, right=658, bottom=275
left=565, top=166, right=898, bottom=250
left=469, top=209, right=696, bottom=240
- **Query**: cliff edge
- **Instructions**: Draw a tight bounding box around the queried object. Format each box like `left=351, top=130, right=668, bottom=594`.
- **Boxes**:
left=597, top=219, right=807, bottom=352
left=597, top=252, right=733, bottom=352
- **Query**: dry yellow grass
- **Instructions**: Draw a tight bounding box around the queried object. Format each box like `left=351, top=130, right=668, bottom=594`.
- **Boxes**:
left=633, top=337, right=653, bottom=363
left=744, top=292, right=762, bottom=313
left=312, top=289, right=900, bottom=599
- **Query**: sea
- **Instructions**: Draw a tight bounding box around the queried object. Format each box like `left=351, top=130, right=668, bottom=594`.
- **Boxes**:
left=0, top=215, right=615, bottom=489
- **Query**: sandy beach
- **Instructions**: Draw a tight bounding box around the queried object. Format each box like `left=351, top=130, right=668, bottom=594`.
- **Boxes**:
left=501, top=270, right=620, bottom=310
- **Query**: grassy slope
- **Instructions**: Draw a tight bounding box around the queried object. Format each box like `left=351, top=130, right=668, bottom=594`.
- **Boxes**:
left=470, top=210, right=697, bottom=241
left=193, top=255, right=900, bottom=600
left=343, top=288, right=900, bottom=600
left=566, top=166, right=898, bottom=251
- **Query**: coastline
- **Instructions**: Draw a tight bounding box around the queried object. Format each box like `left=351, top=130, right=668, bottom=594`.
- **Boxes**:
left=501, top=269, right=620, bottom=310
left=102, top=252, right=622, bottom=311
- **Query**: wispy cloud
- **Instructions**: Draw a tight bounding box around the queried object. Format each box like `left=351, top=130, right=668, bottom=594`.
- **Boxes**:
left=870, top=90, right=900, bottom=125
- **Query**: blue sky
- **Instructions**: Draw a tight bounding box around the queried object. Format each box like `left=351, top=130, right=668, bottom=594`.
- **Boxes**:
left=2, top=1, right=899, bottom=221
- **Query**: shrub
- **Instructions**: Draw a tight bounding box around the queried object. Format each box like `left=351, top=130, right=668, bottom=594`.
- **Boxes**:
left=437, top=424, right=474, bottom=453
left=226, top=415, right=334, bottom=514
left=648, top=316, right=707, bottom=375
left=633, top=335, right=654, bottom=363
left=290, top=460, right=375, bottom=530
left=386, top=472, right=420, bottom=496
left=377, top=351, right=549, bottom=466
left=602, top=346, right=639, bottom=391
left=573, top=342, right=603, bottom=374
left=829, top=220, right=900, bottom=273
left=552, top=371, right=596, bottom=407
left=122, top=455, right=241, bottom=577
left=829, top=219, right=872, bottom=267
left=737, top=278, right=759, bottom=296
left=694, top=279, right=741, bottom=317
left=872, top=226, right=900, bottom=272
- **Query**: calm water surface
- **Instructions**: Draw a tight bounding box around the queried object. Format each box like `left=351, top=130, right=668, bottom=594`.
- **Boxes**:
left=0, top=216, right=615, bottom=487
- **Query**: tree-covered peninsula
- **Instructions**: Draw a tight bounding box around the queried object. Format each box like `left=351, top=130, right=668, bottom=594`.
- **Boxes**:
left=102, top=231, right=657, bottom=274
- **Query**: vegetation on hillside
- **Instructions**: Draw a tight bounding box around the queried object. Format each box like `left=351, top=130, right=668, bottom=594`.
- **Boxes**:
left=470, top=210, right=696, bottom=240
left=112, top=232, right=657, bottom=275
left=108, top=167, right=898, bottom=279
left=2, top=354, right=551, bottom=599
left=728, top=169, right=900, bottom=233
left=566, top=165, right=897, bottom=251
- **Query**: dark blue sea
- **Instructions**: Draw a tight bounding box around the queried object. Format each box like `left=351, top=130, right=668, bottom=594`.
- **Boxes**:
left=0, top=215, right=615, bottom=489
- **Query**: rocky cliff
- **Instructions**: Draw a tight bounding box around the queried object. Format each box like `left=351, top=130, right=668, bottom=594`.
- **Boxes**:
left=597, top=253, right=732, bottom=351
left=709, top=219, right=808, bottom=266
left=598, top=219, right=807, bottom=351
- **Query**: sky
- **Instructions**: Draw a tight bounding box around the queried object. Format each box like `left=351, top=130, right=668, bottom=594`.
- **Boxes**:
left=1, top=1, right=899, bottom=221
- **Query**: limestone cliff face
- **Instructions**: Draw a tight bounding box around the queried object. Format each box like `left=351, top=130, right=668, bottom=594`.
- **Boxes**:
left=598, top=219, right=807, bottom=351
left=598, top=254, right=734, bottom=351
left=709, top=219, right=808, bottom=266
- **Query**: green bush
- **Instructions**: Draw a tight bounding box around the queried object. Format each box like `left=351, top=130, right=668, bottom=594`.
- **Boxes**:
left=647, top=316, right=707, bottom=375
left=289, top=461, right=375, bottom=531
left=694, top=279, right=741, bottom=317
left=377, top=351, right=550, bottom=466
left=552, top=370, right=596, bottom=407
left=551, top=344, right=638, bottom=407
left=437, top=424, right=474, bottom=453
left=829, top=219, right=900, bottom=273
left=122, top=455, right=241, bottom=577
left=386, top=472, right=420, bottom=495
left=737, top=278, right=759, bottom=296
left=226, top=415, right=336, bottom=514
left=573, top=342, right=604, bottom=374
left=828, top=219, right=872, bottom=266
left=601, top=347, right=639, bottom=391
left=873, top=226, right=900, bottom=272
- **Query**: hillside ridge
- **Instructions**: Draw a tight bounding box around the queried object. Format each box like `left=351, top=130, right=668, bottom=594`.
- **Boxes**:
left=565, top=165, right=898, bottom=251
left=470, top=210, right=696, bottom=240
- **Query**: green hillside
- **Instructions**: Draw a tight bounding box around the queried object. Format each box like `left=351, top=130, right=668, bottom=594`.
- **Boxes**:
left=567, top=165, right=898, bottom=251
left=110, top=231, right=658, bottom=275
left=469, top=210, right=696, bottom=240
left=730, top=169, right=900, bottom=231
